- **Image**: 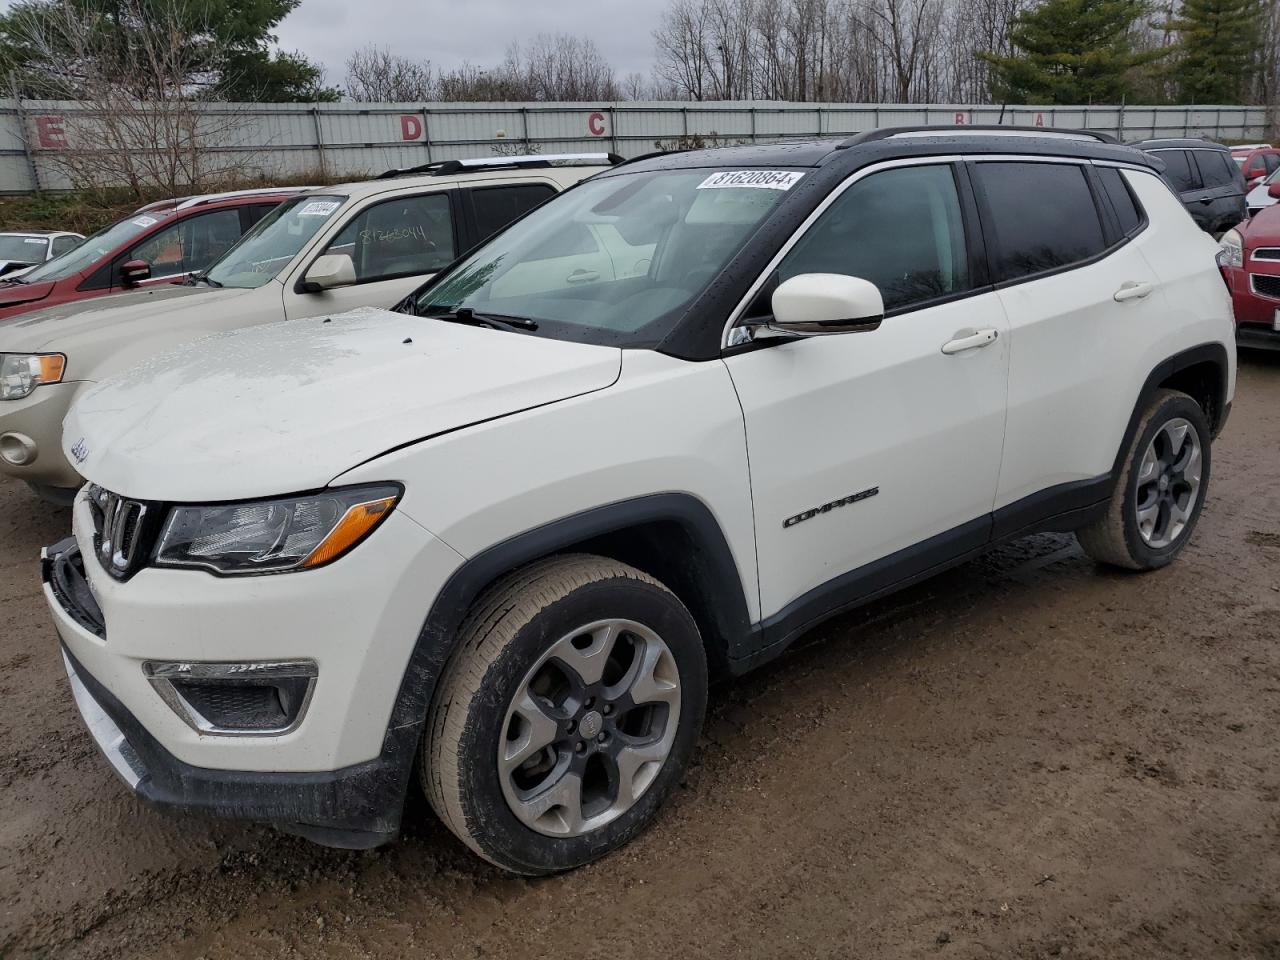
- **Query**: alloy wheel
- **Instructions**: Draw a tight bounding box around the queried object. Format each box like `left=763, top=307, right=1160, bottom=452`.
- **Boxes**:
left=1134, top=417, right=1203, bottom=549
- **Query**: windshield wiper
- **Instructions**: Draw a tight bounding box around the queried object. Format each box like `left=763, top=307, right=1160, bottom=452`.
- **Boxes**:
left=425, top=306, right=538, bottom=332
left=184, top=272, right=223, bottom=288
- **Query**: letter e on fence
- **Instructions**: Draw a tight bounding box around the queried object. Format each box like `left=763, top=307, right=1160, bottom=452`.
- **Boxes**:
left=588, top=111, right=607, bottom=137
left=400, top=115, right=424, bottom=141
left=35, top=116, right=66, bottom=149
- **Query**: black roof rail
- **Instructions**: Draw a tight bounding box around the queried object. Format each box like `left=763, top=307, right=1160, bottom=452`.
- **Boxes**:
left=837, top=125, right=1119, bottom=148
left=377, top=152, right=624, bottom=180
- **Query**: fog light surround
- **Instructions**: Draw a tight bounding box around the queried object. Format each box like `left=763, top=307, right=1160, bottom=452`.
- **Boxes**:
left=143, top=660, right=318, bottom=736
left=0, top=432, right=37, bottom=466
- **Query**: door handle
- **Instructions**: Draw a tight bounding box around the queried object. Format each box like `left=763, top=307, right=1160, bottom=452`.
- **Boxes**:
left=941, top=328, right=999, bottom=355
left=566, top=269, right=600, bottom=284
left=1113, top=281, right=1155, bottom=303
left=1197, top=196, right=1213, bottom=204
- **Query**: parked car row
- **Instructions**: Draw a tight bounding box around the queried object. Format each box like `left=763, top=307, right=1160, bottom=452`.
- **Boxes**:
left=0, top=229, right=84, bottom=278
left=0, top=155, right=618, bottom=501
left=10, top=129, right=1238, bottom=876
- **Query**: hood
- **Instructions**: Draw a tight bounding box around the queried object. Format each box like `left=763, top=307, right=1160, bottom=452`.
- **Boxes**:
left=0, top=277, right=55, bottom=311
left=0, top=283, right=250, bottom=351
left=64, top=308, right=623, bottom=502
left=1242, top=204, right=1280, bottom=247
left=1246, top=182, right=1276, bottom=207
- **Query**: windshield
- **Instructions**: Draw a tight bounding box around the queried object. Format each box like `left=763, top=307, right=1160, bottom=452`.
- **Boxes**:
left=0, top=235, right=47, bottom=263
left=414, top=168, right=800, bottom=347
left=19, top=213, right=169, bottom=283
left=206, top=194, right=346, bottom=289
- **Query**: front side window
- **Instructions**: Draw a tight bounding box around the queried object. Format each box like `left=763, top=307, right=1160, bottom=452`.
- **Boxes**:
left=50, top=234, right=80, bottom=257
left=770, top=164, right=970, bottom=312
left=322, top=193, right=455, bottom=283
left=1266, top=155, right=1280, bottom=175
left=1154, top=150, right=1199, bottom=192
left=127, top=209, right=242, bottom=280
left=206, top=194, right=346, bottom=289
left=973, top=161, right=1106, bottom=283
left=415, top=167, right=796, bottom=347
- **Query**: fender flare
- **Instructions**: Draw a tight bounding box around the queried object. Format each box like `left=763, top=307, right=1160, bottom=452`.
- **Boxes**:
left=374, top=493, right=754, bottom=803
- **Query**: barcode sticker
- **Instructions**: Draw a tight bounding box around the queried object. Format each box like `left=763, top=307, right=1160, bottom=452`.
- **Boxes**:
left=697, top=170, right=805, bottom=191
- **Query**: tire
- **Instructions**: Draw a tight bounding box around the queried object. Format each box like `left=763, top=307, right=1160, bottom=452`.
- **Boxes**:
left=422, top=554, right=708, bottom=875
left=1076, top=388, right=1211, bottom=571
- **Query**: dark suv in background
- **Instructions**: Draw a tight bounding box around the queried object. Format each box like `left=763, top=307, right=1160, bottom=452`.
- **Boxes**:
left=1131, top=138, right=1247, bottom=236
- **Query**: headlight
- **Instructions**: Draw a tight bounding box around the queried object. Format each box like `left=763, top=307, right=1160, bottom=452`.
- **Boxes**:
left=1218, top=229, right=1244, bottom=269
left=154, top=484, right=401, bottom=575
left=0, top=353, right=66, bottom=400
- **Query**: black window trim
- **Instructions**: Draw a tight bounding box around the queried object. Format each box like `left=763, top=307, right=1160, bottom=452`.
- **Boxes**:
left=1089, top=161, right=1151, bottom=249
left=292, top=188, right=460, bottom=294
left=722, top=156, right=995, bottom=354
left=967, top=156, right=1135, bottom=294
left=1148, top=147, right=1203, bottom=193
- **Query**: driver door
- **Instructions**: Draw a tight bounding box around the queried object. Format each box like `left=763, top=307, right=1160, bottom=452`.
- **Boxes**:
left=723, top=162, right=1010, bottom=630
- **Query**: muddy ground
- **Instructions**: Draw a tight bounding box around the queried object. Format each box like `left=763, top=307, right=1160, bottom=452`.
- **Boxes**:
left=3, top=355, right=1280, bottom=960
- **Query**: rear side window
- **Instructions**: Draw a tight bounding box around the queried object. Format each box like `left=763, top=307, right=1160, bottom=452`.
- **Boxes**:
left=50, top=234, right=80, bottom=257
left=1096, top=167, right=1143, bottom=236
left=471, top=184, right=557, bottom=241
left=1195, top=151, right=1239, bottom=189
left=972, top=162, right=1107, bottom=283
left=1155, top=150, right=1199, bottom=192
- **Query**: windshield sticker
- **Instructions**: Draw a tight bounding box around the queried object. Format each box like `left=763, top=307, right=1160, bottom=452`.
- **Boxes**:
left=131, top=215, right=158, bottom=228
left=697, top=170, right=805, bottom=191
left=23, top=237, right=45, bottom=244
left=298, top=200, right=340, bottom=217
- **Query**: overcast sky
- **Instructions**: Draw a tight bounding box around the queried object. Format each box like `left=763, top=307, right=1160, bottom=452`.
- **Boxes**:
left=274, top=0, right=663, bottom=87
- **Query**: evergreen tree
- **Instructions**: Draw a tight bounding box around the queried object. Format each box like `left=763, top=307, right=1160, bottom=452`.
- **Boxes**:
left=980, top=0, right=1168, bottom=104
left=1166, top=0, right=1263, bottom=103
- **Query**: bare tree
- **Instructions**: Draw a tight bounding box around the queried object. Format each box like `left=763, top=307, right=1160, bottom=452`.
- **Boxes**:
left=8, top=0, right=255, bottom=198
left=345, top=46, right=436, bottom=101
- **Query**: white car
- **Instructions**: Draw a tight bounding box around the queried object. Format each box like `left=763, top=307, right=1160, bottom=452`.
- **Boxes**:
left=0, top=155, right=616, bottom=501
left=44, top=128, right=1235, bottom=873
left=0, top=230, right=84, bottom=277
left=1246, top=167, right=1280, bottom=216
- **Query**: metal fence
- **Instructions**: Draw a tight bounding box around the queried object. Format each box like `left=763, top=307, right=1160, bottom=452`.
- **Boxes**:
left=0, top=99, right=1271, bottom=194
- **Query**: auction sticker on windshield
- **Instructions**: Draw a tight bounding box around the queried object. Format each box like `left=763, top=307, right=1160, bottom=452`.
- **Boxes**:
left=697, top=170, right=805, bottom=191
left=298, top=200, right=341, bottom=217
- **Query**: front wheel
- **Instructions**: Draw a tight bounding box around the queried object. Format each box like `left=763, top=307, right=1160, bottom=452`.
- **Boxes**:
left=1076, top=388, right=1211, bottom=570
left=421, top=554, right=708, bottom=875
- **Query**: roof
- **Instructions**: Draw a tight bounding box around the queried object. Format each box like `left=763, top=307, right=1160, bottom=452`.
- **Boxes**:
left=608, top=128, right=1158, bottom=178
left=0, top=229, right=79, bottom=237
left=327, top=156, right=614, bottom=199
left=133, top=187, right=310, bottom=215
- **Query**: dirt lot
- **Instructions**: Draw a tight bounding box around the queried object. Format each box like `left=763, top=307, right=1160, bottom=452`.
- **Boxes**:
left=3, top=355, right=1280, bottom=960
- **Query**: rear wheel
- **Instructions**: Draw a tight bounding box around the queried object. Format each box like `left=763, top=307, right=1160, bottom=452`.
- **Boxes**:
left=422, top=554, right=707, bottom=875
left=1076, top=388, right=1211, bottom=570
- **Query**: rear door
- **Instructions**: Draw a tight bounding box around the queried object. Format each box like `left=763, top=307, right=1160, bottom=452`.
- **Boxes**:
left=972, top=158, right=1168, bottom=525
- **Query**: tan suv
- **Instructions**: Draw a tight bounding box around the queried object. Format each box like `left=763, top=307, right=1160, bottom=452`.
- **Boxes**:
left=0, top=154, right=617, bottom=501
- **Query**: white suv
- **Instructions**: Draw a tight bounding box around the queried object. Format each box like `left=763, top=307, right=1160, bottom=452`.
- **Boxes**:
left=43, top=128, right=1235, bottom=874
left=0, top=155, right=615, bottom=501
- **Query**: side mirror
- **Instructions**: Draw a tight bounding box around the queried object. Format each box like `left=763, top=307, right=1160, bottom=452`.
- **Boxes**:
left=120, top=259, right=151, bottom=287
left=303, top=253, right=357, bottom=292
left=750, top=273, right=885, bottom=339
left=1268, top=183, right=1280, bottom=200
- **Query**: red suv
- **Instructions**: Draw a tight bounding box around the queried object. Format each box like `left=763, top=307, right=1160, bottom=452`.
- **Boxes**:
left=1231, top=145, right=1280, bottom=190
left=0, top=189, right=304, bottom=321
left=1219, top=203, right=1280, bottom=349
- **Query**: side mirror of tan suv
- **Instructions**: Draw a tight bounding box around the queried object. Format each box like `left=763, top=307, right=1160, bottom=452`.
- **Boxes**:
left=303, top=253, right=357, bottom=292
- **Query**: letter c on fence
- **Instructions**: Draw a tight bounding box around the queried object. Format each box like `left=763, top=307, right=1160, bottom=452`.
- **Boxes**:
left=400, top=115, right=423, bottom=141
left=36, top=115, right=67, bottom=149
left=588, top=112, right=606, bottom=137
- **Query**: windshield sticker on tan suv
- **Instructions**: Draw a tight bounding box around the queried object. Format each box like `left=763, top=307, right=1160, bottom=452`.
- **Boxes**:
left=697, top=170, right=805, bottom=191
left=131, top=215, right=158, bottom=228
left=298, top=200, right=340, bottom=217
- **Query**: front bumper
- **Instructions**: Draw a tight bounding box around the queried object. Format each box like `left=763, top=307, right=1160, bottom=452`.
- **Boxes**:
left=42, top=489, right=466, bottom=846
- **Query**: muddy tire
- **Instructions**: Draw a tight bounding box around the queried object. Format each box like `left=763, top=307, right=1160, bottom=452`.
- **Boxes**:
left=421, top=554, right=707, bottom=875
left=1076, top=388, right=1211, bottom=571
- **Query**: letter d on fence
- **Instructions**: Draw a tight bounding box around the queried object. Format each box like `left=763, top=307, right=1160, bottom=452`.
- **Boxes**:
left=400, top=115, right=424, bottom=141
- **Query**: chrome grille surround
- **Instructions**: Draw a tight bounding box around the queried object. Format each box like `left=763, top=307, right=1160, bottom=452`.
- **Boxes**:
left=86, top=484, right=153, bottom=579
